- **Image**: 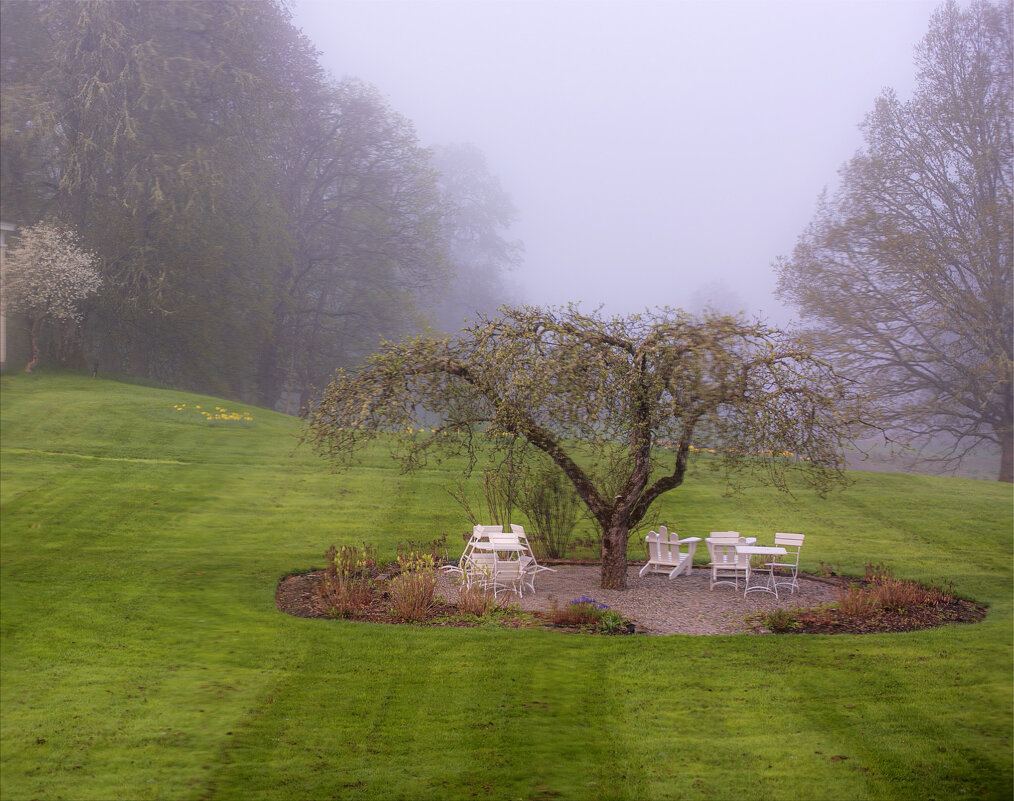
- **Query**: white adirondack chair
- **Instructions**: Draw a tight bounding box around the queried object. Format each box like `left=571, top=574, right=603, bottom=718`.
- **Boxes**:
left=639, top=526, right=702, bottom=579
left=707, top=532, right=749, bottom=590
left=766, top=532, right=804, bottom=593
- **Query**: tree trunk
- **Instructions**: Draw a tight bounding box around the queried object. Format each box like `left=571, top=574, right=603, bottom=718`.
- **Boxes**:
left=1000, top=427, right=1013, bottom=484
left=24, top=317, right=41, bottom=373
left=1000, top=386, right=1013, bottom=483
left=600, top=521, right=630, bottom=590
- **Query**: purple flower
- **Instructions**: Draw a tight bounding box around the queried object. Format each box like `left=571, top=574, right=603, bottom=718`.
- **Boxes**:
left=572, top=595, right=609, bottom=610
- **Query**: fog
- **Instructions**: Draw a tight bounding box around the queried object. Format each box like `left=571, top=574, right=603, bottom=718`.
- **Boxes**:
left=292, top=0, right=940, bottom=325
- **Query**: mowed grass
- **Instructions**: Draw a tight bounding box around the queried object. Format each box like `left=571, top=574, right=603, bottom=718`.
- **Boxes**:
left=1, top=372, right=1011, bottom=801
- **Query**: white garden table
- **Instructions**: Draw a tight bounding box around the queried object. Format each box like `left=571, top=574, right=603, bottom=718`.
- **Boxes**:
left=736, top=544, right=787, bottom=598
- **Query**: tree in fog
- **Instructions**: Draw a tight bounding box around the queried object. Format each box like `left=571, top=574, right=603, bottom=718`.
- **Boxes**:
left=269, top=79, right=447, bottom=412
left=305, top=305, right=860, bottom=590
left=3, top=222, right=101, bottom=372
left=1, top=2, right=464, bottom=405
left=777, top=0, right=1012, bottom=481
left=688, top=281, right=746, bottom=318
left=1, top=0, right=295, bottom=391
left=426, top=143, right=523, bottom=333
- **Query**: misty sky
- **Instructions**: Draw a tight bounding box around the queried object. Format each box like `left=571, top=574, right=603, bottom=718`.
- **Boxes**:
left=291, top=0, right=941, bottom=325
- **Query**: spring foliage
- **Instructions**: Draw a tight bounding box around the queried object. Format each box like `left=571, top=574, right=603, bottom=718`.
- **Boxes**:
left=4, top=222, right=100, bottom=324
left=4, top=222, right=101, bottom=371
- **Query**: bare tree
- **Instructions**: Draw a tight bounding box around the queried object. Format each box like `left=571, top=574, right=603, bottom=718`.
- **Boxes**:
left=777, top=0, right=1013, bottom=481
left=304, top=305, right=862, bottom=590
left=3, top=222, right=101, bottom=372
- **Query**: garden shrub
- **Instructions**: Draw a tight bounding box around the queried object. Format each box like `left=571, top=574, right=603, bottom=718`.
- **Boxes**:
left=550, top=597, right=602, bottom=626
left=519, top=460, right=582, bottom=558
left=762, top=607, right=801, bottom=632
left=396, top=534, right=449, bottom=567
left=389, top=553, right=437, bottom=622
left=317, top=544, right=377, bottom=618
left=456, top=580, right=497, bottom=617
left=836, top=563, right=956, bottom=615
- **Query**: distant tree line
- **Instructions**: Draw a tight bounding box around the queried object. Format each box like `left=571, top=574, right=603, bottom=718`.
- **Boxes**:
left=0, top=0, right=521, bottom=409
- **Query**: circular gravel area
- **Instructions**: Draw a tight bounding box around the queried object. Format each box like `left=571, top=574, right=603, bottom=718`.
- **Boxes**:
left=435, top=564, right=840, bottom=635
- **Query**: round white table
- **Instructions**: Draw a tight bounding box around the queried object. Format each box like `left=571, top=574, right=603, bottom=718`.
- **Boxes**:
left=736, top=544, right=787, bottom=597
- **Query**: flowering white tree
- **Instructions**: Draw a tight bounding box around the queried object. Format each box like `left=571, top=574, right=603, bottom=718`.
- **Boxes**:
left=3, top=222, right=101, bottom=372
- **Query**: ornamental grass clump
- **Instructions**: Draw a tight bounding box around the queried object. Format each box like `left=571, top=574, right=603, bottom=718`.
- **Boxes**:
left=836, top=584, right=879, bottom=619
left=317, top=544, right=376, bottom=619
left=834, top=562, right=955, bottom=618
left=456, top=580, right=497, bottom=617
left=389, top=553, right=437, bottom=622
left=863, top=561, right=953, bottom=611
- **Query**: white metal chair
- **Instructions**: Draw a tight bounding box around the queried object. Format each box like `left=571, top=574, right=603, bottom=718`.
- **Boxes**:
left=440, top=532, right=474, bottom=580
left=488, top=550, right=526, bottom=598
left=707, top=532, right=749, bottom=590
left=510, top=524, right=556, bottom=594
left=765, top=533, right=804, bottom=594
left=473, top=531, right=526, bottom=598
left=442, top=526, right=502, bottom=588
left=639, top=525, right=701, bottom=579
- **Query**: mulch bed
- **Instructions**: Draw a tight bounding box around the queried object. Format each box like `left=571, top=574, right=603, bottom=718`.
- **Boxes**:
left=275, top=568, right=987, bottom=635
left=275, top=569, right=574, bottom=631
left=773, top=574, right=986, bottom=634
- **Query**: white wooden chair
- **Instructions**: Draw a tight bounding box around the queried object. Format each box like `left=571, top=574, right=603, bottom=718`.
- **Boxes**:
left=510, top=524, right=556, bottom=593
left=638, top=526, right=701, bottom=579
left=707, top=532, right=749, bottom=590
left=765, top=532, right=804, bottom=594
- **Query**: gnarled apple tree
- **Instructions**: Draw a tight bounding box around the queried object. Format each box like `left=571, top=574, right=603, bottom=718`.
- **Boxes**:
left=304, top=305, right=862, bottom=590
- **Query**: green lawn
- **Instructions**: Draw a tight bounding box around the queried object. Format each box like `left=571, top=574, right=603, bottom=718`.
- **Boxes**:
left=1, top=372, right=1011, bottom=800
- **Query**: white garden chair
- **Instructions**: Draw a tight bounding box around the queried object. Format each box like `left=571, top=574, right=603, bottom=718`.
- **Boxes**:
left=441, top=525, right=503, bottom=587
left=510, top=524, right=556, bottom=593
left=638, top=525, right=701, bottom=579
left=706, top=532, right=750, bottom=590
left=461, top=530, right=526, bottom=598
left=765, top=532, right=804, bottom=594
left=488, top=549, right=526, bottom=598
